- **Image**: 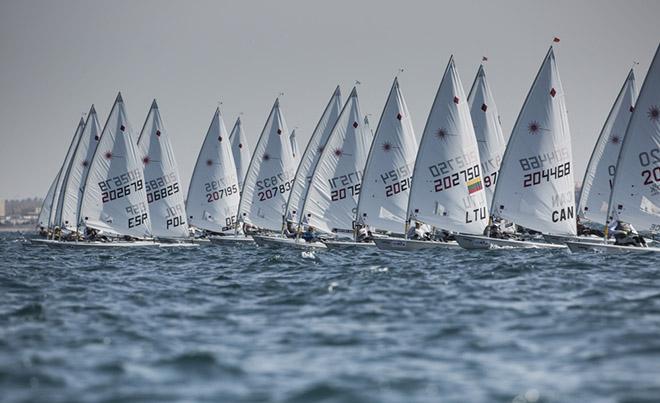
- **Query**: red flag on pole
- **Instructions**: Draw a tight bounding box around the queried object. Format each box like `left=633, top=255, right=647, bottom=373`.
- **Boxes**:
left=553, top=37, right=561, bottom=43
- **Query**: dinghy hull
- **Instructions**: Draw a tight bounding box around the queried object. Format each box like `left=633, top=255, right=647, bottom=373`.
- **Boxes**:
left=454, top=234, right=565, bottom=250
left=565, top=241, right=660, bottom=253
left=209, top=235, right=255, bottom=245
left=252, top=235, right=326, bottom=249
left=373, top=237, right=459, bottom=251
left=323, top=240, right=376, bottom=249
left=29, top=239, right=159, bottom=248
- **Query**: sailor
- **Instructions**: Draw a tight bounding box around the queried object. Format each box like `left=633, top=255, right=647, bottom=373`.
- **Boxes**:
left=243, top=222, right=259, bottom=235
left=301, top=226, right=319, bottom=243
left=576, top=216, right=604, bottom=237
left=356, top=224, right=373, bottom=243
left=53, top=226, right=62, bottom=240
left=611, top=220, right=647, bottom=247
left=407, top=221, right=429, bottom=240
left=284, top=220, right=297, bottom=239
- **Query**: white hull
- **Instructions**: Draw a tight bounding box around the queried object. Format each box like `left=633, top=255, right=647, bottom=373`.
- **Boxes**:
left=209, top=235, right=255, bottom=245
left=29, top=239, right=160, bottom=248
left=566, top=241, right=660, bottom=253
left=252, top=235, right=327, bottom=249
left=454, top=234, right=565, bottom=250
left=542, top=233, right=610, bottom=245
left=373, top=237, right=459, bottom=251
left=323, top=240, right=376, bottom=249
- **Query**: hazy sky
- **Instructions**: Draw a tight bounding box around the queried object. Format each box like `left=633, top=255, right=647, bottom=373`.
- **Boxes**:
left=1, top=0, right=659, bottom=198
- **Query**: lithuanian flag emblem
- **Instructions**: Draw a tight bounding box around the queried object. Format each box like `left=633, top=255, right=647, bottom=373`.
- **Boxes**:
left=467, top=177, right=483, bottom=194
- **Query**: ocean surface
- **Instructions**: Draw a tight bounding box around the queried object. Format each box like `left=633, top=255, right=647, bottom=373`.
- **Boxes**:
left=1, top=232, right=660, bottom=403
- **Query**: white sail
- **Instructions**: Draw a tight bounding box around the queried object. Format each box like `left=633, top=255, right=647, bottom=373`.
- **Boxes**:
left=229, top=117, right=251, bottom=191
left=80, top=93, right=151, bottom=238
left=284, top=86, right=342, bottom=224
left=491, top=47, right=576, bottom=235
left=137, top=100, right=189, bottom=239
left=407, top=57, right=489, bottom=234
left=186, top=108, right=241, bottom=233
left=467, top=65, right=507, bottom=206
left=607, top=44, right=660, bottom=233
left=238, top=98, right=298, bottom=232
left=37, top=171, right=61, bottom=229
left=51, top=118, right=85, bottom=228
left=578, top=70, right=636, bottom=225
left=300, top=87, right=374, bottom=234
left=59, top=105, right=102, bottom=231
left=356, top=78, right=418, bottom=234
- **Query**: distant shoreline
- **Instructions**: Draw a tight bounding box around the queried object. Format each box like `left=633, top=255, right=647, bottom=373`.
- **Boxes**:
left=0, top=225, right=36, bottom=233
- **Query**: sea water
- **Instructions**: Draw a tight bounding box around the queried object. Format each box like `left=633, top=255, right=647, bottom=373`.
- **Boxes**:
left=1, top=233, right=659, bottom=402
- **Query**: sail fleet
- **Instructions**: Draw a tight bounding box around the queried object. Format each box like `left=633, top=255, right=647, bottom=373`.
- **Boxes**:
left=35, top=43, right=660, bottom=253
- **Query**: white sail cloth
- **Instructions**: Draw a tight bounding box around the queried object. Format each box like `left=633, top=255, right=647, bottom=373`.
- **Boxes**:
left=607, top=44, right=660, bottom=233
left=491, top=47, right=577, bottom=236
left=229, top=117, right=251, bottom=192
left=186, top=108, right=241, bottom=233
left=80, top=93, right=152, bottom=238
left=51, top=118, right=85, bottom=228
left=284, top=86, right=342, bottom=225
left=356, top=78, right=418, bottom=234
left=467, top=65, right=507, bottom=206
left=59, top=105, right=102, bottom=231
left=578, top=70, right=636, bottom=225
left=300, top=87, right=374, bottom=234
left=137, top=100, right=189, bottom=239
left=238, top=99, right=298, bottom=232
left=407, top=57, right=489, bottom=234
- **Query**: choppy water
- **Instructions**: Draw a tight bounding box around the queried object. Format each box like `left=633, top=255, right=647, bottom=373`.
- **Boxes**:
left=1, top=233, right=660, bottom=403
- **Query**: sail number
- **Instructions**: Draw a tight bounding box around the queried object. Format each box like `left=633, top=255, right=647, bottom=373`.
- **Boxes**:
left=523, top=162, right=570, bottom=187
left=519, top=148, right=569, bottom=171
left=433, top=165, right=481, bottom=192
left=258, top=179, right=294, bottom=201
left=385, top=178, right=411, bottom=197
left=483, top=171, right=497, bottom=188
left=101, top=180, right=143, bottom=203
left=331, top=184, right=360, bottom=201
left=206, top=184, right=238, bottom=202
left=642, top=167, right=660, bottom=185
left=380, top=164, right=412, bottom=184
left=147, top=184, right=180, bottom=203
left=126, top=202, right=148, bottom=228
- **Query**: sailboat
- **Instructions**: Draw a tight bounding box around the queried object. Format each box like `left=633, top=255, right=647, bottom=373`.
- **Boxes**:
left=291, top=87, right=373, bottom=247
left=567, top=44, right=660, bottom=253
left=327, top=78, right=418, bottom=249
left=468, top=64, right=507, bottom=207
left=36, top=170, right=61, bottom=235
left=455, top=47, right=574, bottom=250
left=137, top=100, right=192, bottom=244
left=57, top=105, right=102, bottom=235
left=544, top=69, right=636, bottom=245
left=186, top=107, right=244, bottom=244
left=229, top=117, right=251, bottom=192
left=375, top=57, right=489, bottom=251
left=236, top=98, right=298, bottom=244
left=74, top=93, right=154, bottom=246
left=44, top=117, right=85, bottom=236
left=253, top=87, right=342, bottom=248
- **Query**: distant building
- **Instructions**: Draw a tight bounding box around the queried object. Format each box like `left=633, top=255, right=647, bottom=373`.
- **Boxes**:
left=0, top=198, right=5, bottom=218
